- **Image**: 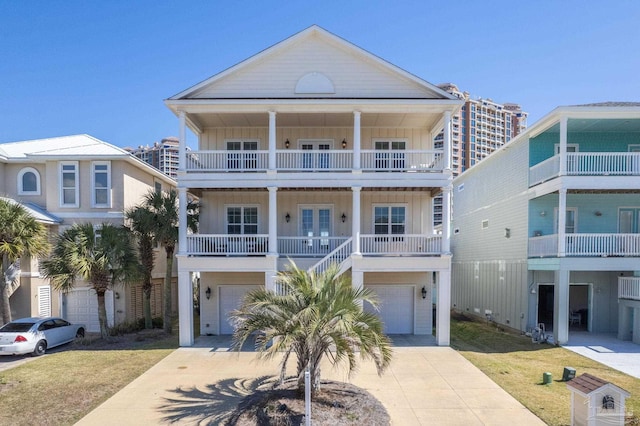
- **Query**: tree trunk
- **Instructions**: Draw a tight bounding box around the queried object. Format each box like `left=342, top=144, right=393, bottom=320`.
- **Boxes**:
left=163, top=245, right=174, bottom=334
left=0, top=255, right=12, bottom=325
left=143, top=288, right=152, bottom=329
left=96, top=290, right=109, bottom=339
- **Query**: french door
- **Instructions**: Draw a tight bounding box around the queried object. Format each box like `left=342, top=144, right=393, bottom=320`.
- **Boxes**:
left=374, top=140, right=406, bottom=171
left=300, top=141, right=331, bottom=170
left=619, top=208, right=640, bottom=233
left=300, top=206, right=332, bottom=253
left=227, top=140, right=258, bottom=170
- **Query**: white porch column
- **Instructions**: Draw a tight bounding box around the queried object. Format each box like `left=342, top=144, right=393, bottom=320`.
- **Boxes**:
left=352, top=186, right=361, bottom=254
left=436, top=265, right=451, bottom=346
left=442, top=185, right=452, bottom=253
left=443, top=111, right=452, bottom=171
left=178, top=187, right=187, bottom=255
left=268, top=186, right=278, bottom=255
left=558, top=188, right=567, bottom=257
left=553, top=269, right=570, bottom=345
left=352, top=270, right=364, bottom=304
left=178, top=111, right=186, bottom=172
left=178, top=270, right=194, bottom=346
left=268, top=111, right=277, bottom=171
left=559, top=116, right=568, bottom=176
left=353, top=111, right=361, bottom=171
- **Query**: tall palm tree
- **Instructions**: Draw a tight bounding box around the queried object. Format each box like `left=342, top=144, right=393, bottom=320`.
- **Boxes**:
left=41, top=223, right=139, bottom=338
left=0, top=199, right=51, bottom=324
left=230, top=263, right=393, bottom=397
left=141, top=189, right=197, bottom=334
left=125, top=205, right=156, bottom=329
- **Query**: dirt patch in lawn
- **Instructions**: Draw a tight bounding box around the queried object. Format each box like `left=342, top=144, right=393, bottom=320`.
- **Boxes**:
left=70, top=328, right=173, bottom=351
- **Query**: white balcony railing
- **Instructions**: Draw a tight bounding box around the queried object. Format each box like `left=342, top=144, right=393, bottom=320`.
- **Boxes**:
left=529, top=233, right=640, bottom=257
left=619, top=277, right=640, bottom=301
left=308, top=237, right=353, bottom=275
left=278, top=236, right=349, bottom=256
left=529, top=153, right=640, bottom=186
left=360, top=234, right=442, bottom=255
left=185, top=150, right=444, bottom=173
left=186, top=234, right=269, bottom=255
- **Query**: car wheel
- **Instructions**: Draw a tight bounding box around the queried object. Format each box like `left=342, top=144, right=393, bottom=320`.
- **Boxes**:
left=76, top=328, right=85, bottom=338
left=33, top=340, right=47, bottom=356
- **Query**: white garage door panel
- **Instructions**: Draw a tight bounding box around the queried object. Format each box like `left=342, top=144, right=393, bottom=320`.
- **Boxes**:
left=219, top=285, right=261, bottom=335
left=364, top=285, right=414, bottom=334
left=65, top=288, right=114, bottom=333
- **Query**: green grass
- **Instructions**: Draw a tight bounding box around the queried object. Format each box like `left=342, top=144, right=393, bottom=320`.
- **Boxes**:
left=0, top=334, right=178, bottom=426
left=450, top=314, right=640, bottom=426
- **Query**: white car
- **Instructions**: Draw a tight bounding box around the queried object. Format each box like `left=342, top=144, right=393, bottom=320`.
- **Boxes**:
left=0, top=317, right=85, bottom=356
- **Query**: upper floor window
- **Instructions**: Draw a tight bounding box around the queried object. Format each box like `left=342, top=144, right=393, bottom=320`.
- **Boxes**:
left=374, top=205, right=406, bottom=237
left=59, top=162, right=79, bottom=207
left=154, top=181, right=162, bottom=193
left=227, top=206, right=258, bottom=235
left=18, top=167, right=41, bottom=195
left=226, top=140, right=258, bottom=170
left=92, top=161, right=111, bottom=207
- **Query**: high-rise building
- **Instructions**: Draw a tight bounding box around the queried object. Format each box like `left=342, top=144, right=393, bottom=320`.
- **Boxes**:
left=433, top=83, right=528, bottom=225
left=126, top=137, right=181, bottom=178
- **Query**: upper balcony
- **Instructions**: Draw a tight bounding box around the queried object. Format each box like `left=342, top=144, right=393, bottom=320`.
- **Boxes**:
left=528, top=233, right=640, bottom=258
left=530, top=152, right=640, bottom=187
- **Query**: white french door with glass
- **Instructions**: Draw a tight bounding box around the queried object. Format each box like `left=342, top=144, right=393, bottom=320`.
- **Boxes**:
left=227, top=140, right=258, bottom=171
left=300, top=140, right=331, bottom=170
left=300, top=206, right=332, bottom=254
left=374, top=140, right=406, bottom=171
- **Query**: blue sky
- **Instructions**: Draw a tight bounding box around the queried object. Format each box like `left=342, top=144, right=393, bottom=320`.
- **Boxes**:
left=1, top=1, right=639, bottom=148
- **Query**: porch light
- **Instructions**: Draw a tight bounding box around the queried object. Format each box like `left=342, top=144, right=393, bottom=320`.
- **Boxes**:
left=540, top=211, right=546, bottom=217
left=342, top=138, right=347, bottom=149
left=421, top=286, right=427, bottom=299
left=341, top=213, right=347, bottom=223
left=285, top=213, right=291, bottom=223
left=594, top=211, right=602, bottom=217
left=205, top=287, right=211, bottom=300
left=285, top=139, right=290, bottom=149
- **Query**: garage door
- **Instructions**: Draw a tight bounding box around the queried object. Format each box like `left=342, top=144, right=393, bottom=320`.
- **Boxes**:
left=219, top=285, right=261, bottom=335
left=65, top=288, right=114, bottom=333
left=364, top=285, right=414, bottom=334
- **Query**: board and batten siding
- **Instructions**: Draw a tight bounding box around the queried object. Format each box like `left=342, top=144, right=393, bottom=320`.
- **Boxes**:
left=191, top=36, right=437, bottom=99
left=451, top=136, right=531, bottom=331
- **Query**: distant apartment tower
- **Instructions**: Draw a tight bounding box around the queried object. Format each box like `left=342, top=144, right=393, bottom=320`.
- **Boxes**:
left=126, top=137, right=180, bottom=178
left=433, top=83, right=528, bottom=225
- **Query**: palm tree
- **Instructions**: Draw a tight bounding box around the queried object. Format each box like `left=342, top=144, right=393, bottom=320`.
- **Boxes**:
left=0, top=199, right=51, bottom=325
left=41, top=223, right=139, bottom=338
left=126, top=205, right=156, bottom=329
left=140, top=189, right=197, bottom=333
left=230, top=263, right=393, bottom=397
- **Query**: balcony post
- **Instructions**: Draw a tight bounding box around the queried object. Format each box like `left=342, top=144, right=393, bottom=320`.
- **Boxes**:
left=353, top=111, right=361, bottom=171
left=179, top=111, right=186, bottom=172
left=553, top=269, right=570, bottom=345
left=178, top=270, right=194, bottom=346
left=178, top=187, right=187, bottom=255
left=352, top=186, right=361, bottom=254
left=436, top=267, right=451, bottom=346
left=268, top=186, right=278, bottom=255
left=268, top=111, right=276, bottom=172
left=558, top=189, right=566, bottom=257
left=559, top=116, right=568, bottom=176
left=442, top=185, right=452, bottom=254
left=443, top=111, right=452, bottom=171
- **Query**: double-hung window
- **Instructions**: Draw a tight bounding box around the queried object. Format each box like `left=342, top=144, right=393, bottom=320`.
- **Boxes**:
left=92, top=161, right=111, bottom=207
left=227, top=206, right=258, bottom=235
left=374, top=206, right=406, bottom=241
left=60, top=162, right=79, bottom=207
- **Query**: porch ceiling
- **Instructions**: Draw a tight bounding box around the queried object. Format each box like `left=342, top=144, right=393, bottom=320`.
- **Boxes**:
left=544, top=118, right=640, bottom=134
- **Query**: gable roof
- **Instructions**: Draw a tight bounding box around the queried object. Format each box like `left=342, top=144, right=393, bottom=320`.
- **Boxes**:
left=566, top=373, right=630, bottom=397
left=169, top=25, right=457, bottom=101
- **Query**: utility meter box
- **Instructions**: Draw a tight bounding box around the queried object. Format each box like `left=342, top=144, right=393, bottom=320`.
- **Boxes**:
left=566, top=373, right=630, bottom=426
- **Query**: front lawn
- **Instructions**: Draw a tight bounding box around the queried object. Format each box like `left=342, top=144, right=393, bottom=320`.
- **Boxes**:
left=451, top=314, right=640, bottom=426
left=0, top=332, right=177, bottom=426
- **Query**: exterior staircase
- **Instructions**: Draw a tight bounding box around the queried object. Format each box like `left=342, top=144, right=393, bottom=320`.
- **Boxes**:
left=307, top=237, right=353, bottom=276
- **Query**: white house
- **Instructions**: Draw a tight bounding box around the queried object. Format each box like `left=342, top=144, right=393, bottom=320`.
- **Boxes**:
left=0, top=134, right=177, bottom=331
left=451, top=103, right=640, bottom=345
left=165, top=26, right=462, bottom=346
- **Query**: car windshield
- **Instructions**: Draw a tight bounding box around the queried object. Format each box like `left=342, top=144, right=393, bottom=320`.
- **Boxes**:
left=0, top=322, right=35, bottom=332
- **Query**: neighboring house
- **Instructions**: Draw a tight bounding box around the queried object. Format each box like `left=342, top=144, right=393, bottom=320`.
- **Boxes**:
left=451, top=103, right=640, bottom=345
left=0, top=134, right=177, bottom=332
left=165, top=25, right=462, bottom=346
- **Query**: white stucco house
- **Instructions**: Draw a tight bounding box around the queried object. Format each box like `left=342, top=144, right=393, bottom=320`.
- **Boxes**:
left=0, top=134, right=177, bottom=331
left=165, top=25, right=462, bottom=346
left=451, top=103, right=640, bottom=345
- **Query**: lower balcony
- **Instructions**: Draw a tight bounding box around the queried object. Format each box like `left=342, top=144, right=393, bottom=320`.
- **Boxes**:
left=619, top=277, right=640, bottom=301
left=186, top=234, right=442, bottom=257
left=529, top=233, right=640, bottom=257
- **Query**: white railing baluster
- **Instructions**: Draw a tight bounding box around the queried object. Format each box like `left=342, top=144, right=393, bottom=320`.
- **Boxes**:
left=359, top=235, right=442, bottom=255
left=618, top=277, right=640, bottom=301
left=529, top=233, right=640, bottom=257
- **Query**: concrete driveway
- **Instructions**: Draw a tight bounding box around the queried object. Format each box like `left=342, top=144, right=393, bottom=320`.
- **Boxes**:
left=77, top=336, right=544, bottom=425
left=564, top=332, right=640, bottom=379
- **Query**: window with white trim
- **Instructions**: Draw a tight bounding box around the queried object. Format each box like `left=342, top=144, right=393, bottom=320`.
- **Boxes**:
left=374, top=139, right=406, bottom=170
left=92, top=161, right=111, bottom=207
left=226, top=140, right=258, bottom=170
left=374, top=205, right=406, bottom=240
left=227, top=206, right=258, bottom=235
left=18, top=167, right=41, bottom=195
left=59, top=162, right=79, bottom=207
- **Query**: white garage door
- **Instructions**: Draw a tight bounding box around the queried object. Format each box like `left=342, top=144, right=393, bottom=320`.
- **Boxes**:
left=364, top=285, right=414, bottom=334
left=65, top=288, right=114, bottom=333
left=219, top=285, right=260, bottom=335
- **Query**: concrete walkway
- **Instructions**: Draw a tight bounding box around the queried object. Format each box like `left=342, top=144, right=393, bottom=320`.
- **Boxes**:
left=564, top=332, right=640, bottom=379
left=77, top=336, right=544, bottom=425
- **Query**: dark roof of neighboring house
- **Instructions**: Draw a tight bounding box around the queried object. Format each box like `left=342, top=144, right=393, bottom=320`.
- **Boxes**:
left=566, top=373, right=629, bottom=396
left=573, top=101, right=640, bottom=107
